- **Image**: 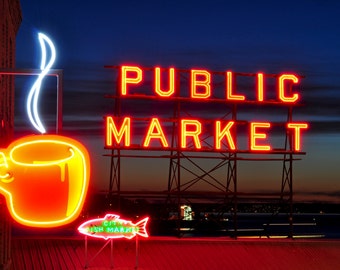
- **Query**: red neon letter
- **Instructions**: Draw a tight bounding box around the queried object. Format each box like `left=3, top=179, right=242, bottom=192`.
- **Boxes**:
left=181, top=119, right=202, bottom=149
left=250, top=122, right=271, bottom=151
left=287, top=123, right=308, bottom=151
left=154, top=67, right=175, bottom=97
left=143, top=118, right=169, bottom=147
left=278, top=74, right=299, bottom=103
left=105, top=116, right=131, bottom=147
left=215, top=121, right=236, bottom=150
left=226, top=71, right=245, bottom=101
left=257, top=73, right=264, bottom=102
left=120, top=66, right=142, bottom=95
left=191, top=70, right=211, bottom=99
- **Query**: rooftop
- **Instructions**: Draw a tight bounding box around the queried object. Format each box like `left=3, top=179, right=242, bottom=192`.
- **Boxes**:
left=10, top=236, right=340, bottom=270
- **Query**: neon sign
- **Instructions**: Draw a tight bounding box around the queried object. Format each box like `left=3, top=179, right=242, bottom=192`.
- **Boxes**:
left=0, top=134, right=90, bottom=227
left=0, top=33, right=91, bottom=228
left=118, top=65, right=300, bottom=103
left=105, top=65, right=308, bottom=153
left=105, top=117, right=308, bottom=152
left=78, top=214, right=149, bottom=240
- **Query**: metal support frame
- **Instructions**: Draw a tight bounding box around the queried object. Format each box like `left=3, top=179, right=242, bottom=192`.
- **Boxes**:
left=84, top=236, right=114, bottom=269
left=83, top=236, right=140, bottom=269
left=281, top=105, right=295, bottom=237
left=0, top=69, right=63, bottom=134
left=107, top=77, right=122, bottom=210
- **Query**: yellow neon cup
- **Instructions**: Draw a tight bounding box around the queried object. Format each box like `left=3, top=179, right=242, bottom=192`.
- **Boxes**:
left=0, top=134, right=90, bottom=228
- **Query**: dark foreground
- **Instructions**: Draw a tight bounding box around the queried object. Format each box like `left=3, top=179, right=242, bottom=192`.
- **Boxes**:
left=10, top=236, right=340, bottom=270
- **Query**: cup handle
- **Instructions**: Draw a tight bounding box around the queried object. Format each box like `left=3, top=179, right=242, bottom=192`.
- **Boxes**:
left=0, top=151, right=13, bottom=183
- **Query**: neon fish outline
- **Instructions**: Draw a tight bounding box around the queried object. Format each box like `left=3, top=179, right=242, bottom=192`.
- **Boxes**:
left=78, top=214, right=149, bottom=240
left=27, top=33, right=56, bottom=134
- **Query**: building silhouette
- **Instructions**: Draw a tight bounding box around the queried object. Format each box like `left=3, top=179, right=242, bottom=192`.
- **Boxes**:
left=0, top=0, right=21, bottom=269
left=0, top=0, right=21, bottom=147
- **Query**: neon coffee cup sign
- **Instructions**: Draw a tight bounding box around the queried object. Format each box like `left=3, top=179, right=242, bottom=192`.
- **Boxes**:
left=0, top=33, right=90, bottom=228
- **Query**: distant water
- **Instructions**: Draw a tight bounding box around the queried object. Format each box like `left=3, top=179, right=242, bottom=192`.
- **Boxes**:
left=151, top=213, right=340, bottom=238
left=234, top=213, right=340, bottom=239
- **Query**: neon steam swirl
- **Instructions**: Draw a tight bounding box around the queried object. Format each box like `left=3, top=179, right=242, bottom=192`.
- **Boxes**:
left=27, top=33, right=56, bottom=134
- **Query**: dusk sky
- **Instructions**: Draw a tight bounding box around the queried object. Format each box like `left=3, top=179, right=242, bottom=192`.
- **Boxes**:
left=14, top=0, right=340, bottom=202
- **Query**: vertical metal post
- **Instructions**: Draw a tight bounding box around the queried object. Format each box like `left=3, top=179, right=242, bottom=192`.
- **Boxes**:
left=56, top=71, right=63, bottom=134
left=234, top=103, right=238, bottom=238
left=281, top=80, right=295, bottom=239
left=108, top=68, right=122, bottom=211
left=233, top=153, right=237, bottom=239
left=176, top=100, right=181, bottom=236
left=135, top=236, right=139, bottom=269
left=84, top=236, right=88, bottom=269
left=289, top=152, right=293, bottom=238
left=288, top=104, right=294, bottom=238
left=110, top=239, right=114, bottom=268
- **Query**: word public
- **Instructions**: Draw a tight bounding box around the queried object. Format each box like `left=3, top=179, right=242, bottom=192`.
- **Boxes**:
left=105, top=65, right=308, bottom=152
left=118, top=65, right=300, bottom=102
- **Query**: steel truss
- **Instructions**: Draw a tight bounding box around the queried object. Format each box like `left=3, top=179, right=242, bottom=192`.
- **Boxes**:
left=0, top=69, right=64, bottom=133
left=104, top=66, right=305, bottom=238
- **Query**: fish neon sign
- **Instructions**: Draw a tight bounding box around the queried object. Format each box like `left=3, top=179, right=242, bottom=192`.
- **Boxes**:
left=78, top=214, right=149, bottom=240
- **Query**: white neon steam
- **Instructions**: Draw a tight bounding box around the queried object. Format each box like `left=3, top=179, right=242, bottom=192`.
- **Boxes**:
left=27, top=33, right=56, bottom=134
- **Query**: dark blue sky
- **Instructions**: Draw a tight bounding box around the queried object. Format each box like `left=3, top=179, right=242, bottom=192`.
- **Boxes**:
left=15, top=0, right=340, bottom=202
